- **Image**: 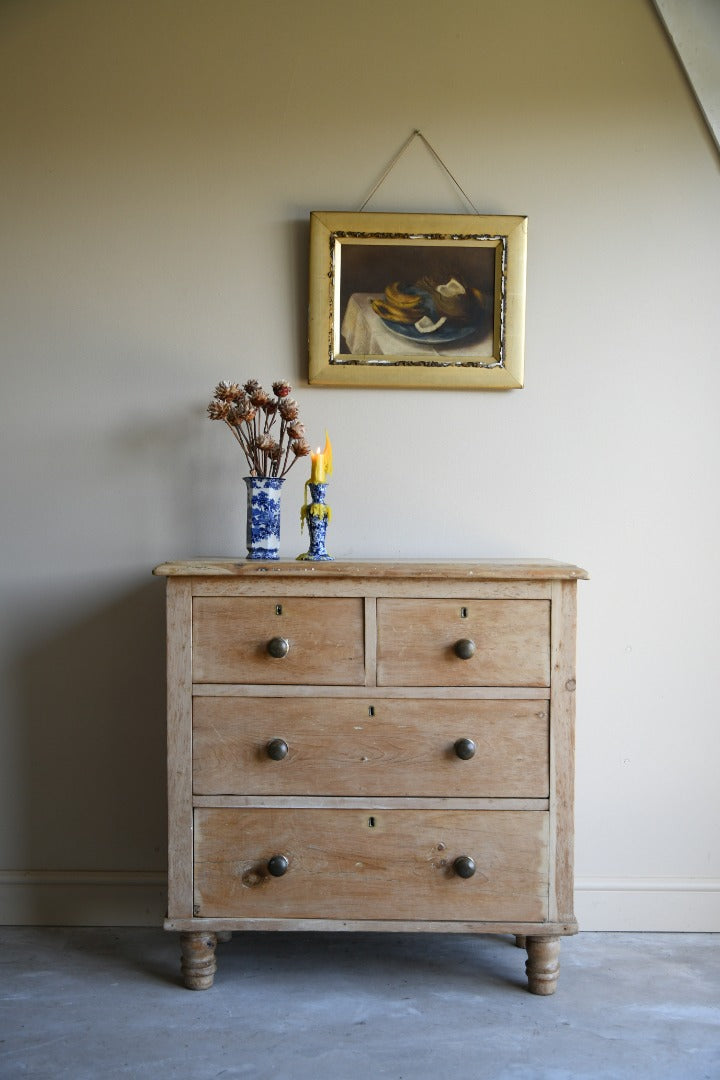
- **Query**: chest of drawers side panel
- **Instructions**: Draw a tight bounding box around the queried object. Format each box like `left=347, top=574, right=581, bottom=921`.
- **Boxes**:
left=166, top=578, right=194, bottom=919
left=548, top=579, right=578, bottom=924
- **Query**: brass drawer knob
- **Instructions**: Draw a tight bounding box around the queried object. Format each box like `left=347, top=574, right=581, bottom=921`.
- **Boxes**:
left=266, top=738, right=289, bottom=761
left=267, top=636, right=290, bottom=659
left=453, top=855, right=476, bottom=879
left=454, top=738, right=476, bottom=760
left=267, top=854, right=289, bottom=877
left=453, top=638, right=476, bottom=660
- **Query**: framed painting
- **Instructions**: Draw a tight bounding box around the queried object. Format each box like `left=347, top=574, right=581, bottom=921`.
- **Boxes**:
left=308, top=211, right=527, bottom=390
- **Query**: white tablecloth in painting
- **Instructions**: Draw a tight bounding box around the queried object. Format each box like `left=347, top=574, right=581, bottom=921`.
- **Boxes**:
left=340, top=293, right=493, bottom=359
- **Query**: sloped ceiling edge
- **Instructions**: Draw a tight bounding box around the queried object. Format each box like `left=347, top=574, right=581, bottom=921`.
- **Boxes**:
left=653, top=0, right=720, bottom=155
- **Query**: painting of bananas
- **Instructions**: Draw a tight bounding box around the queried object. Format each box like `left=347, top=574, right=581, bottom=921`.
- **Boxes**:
left=335, top=236, right=496, bottom=352
left=308, top=212, right=527, bottom=389
left=370, top=275, right=490, bottom=344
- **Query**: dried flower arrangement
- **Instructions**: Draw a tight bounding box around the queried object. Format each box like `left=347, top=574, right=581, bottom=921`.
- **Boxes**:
left=207, top=379, right=311, bottom=477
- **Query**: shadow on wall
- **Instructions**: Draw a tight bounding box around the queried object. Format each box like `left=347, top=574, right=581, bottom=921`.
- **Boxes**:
left=12, top=583, right=167, bottom=917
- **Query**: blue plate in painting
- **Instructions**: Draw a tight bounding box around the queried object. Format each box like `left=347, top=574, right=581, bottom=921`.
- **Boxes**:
left=379, top=318, right=486, bottom=345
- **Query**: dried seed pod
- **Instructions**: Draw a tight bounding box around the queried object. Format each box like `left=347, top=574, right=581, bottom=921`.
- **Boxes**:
left=214, top=381, right=243, bottom=401
left=207, top=400, right=230, bottom=420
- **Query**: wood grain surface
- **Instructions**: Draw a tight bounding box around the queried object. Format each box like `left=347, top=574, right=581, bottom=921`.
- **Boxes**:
left=192, top=697, right=549, bottom=798
left=193, top=807, right=549, bottom=921
left=192, top=596, right=365, bottom=685
left=160, top=557, right=583, bottom=992
left=377, top=598, right=550, bottom=687
left=155, top=558, right=588, bottom=580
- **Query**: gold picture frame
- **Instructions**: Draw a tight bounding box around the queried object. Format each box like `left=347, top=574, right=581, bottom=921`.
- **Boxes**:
left=308, top=211, right=527, bottom=390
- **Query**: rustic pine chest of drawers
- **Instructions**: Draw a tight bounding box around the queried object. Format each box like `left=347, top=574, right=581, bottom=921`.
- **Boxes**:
left=153, top=558, right=587, bottom=994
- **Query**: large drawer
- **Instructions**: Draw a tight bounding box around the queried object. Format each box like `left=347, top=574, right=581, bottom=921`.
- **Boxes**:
left=192, top=596, right=365, bottom=684
left=193, top=808, right=550, bottom=921
left=193, top=697, right=549, bottom=797
left=376, top=599, right=550, bottom=687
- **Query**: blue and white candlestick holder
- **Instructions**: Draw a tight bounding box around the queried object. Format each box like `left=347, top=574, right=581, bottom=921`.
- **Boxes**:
left=297, top=482, right=333, bottom=561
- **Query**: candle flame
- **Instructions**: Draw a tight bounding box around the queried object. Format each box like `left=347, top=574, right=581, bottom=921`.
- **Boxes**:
left=309, top=431, right=332, bottom=485
left=320, top=432, right=333, bottom=477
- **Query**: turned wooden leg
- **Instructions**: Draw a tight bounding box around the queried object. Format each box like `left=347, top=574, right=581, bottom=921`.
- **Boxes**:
left=525, top=935, right=561, bottom=995
left=514, top=934, right=527, bottom=949
left=180, top=931, right=218, bottom=990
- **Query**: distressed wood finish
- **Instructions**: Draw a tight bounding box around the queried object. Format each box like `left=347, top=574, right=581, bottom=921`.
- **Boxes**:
left=192, top=697, right=550, bottom=798
left=154, top=558, right=588, bottom=581
left=525, top=935, right=561, bottom=996
left=166, top=917, right=578, bottom=935
left=192, top=795, right=548, bottom=811
left=193, top=808, right=549, bottom=922
left=166, top=579, right=194, bottom=920
left=192, top=596, right=365, bottom=685
left=179, top=931, right=217, bottom=990
left=376, top=598, right=550, bottom=687
left=192, top=684, right=550, bottom=700
left=191, top=579, right=553, bottom=600
left=157, top=558, right=585, bottom=993
left=549, top=580, right=578, bottom=924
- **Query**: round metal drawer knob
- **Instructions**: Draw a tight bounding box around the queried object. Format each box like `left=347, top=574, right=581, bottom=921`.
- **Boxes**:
left=267, top=636, right=290, bottom=659
left=453, top=638, right=476, bottom=660
left=453, top=855, right=476, bottom=879
left=266, top=738, right=289, bottom=761
left=454, top=738, right=476, bottom=760
left=267, top=854, right=289, bottom=877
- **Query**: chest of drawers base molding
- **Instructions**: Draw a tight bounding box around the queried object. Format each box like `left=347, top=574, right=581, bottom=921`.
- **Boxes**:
left=155, top=558, right=587, bottom=994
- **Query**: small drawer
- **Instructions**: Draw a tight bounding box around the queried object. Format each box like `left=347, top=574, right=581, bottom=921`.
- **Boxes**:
left=193, top=808, right=549, bottom=921
left=193, top=698, right=549, bottom=798
left=192, top=596, right=365, bottom=684
left=377, top=599, right=550, bottom=687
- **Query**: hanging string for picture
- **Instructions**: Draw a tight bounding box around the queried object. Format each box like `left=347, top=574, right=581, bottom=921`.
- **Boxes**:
left=358, top=129, right=481, bottom=214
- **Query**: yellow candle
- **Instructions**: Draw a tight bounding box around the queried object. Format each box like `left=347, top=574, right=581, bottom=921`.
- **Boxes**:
left=310, top=448, right=325, bottom=483
left=310, top=432, right=332, bottom=484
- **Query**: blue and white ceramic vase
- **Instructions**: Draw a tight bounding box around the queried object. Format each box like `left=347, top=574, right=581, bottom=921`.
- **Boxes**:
left=297, top=482, right=333, bottom=561
left=244, top=476, right=285, bottom=560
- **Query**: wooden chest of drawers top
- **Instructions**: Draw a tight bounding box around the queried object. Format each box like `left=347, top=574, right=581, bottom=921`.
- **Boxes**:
left=154, top=557, right=587, bottom=583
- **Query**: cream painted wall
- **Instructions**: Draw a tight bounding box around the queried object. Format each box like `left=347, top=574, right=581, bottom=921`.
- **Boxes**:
left=1, top=0, right=718, bottom=929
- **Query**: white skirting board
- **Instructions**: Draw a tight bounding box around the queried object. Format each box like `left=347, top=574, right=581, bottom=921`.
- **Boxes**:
left=574, top=878, right=720, bottom=932
left=0, top=871, right=167, bottom=927
left=0, top=871, right=719, bottom=930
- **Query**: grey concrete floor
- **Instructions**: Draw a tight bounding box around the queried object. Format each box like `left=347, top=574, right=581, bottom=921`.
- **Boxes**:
left=0, top=929, right=718, bottom=1080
